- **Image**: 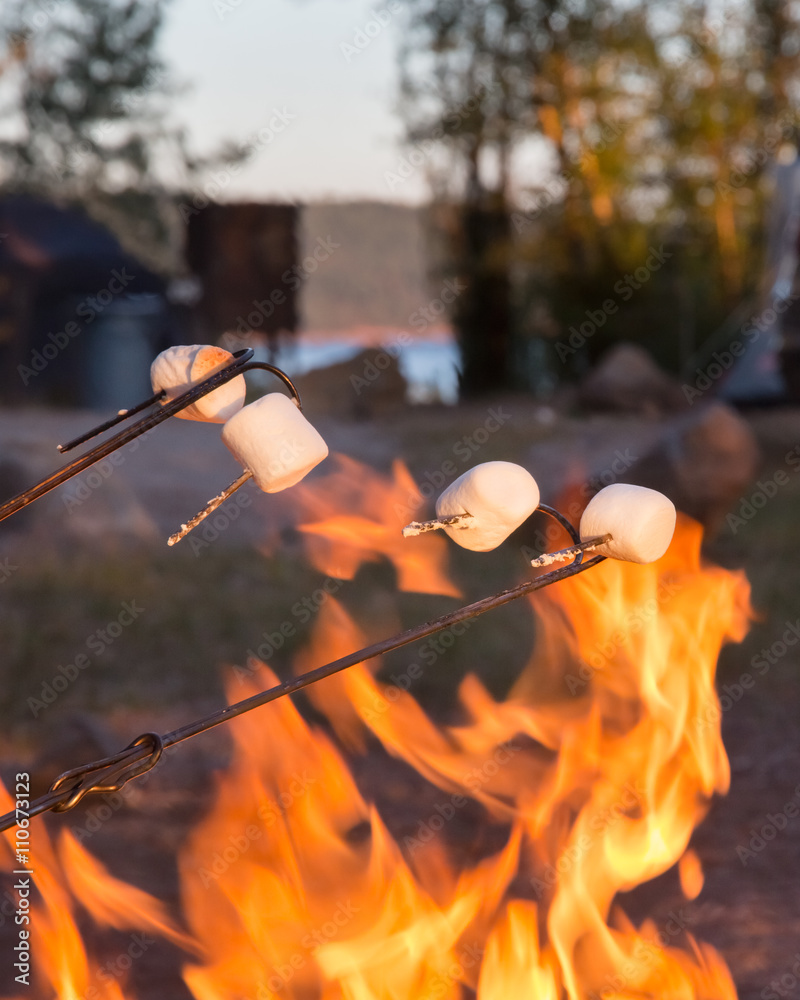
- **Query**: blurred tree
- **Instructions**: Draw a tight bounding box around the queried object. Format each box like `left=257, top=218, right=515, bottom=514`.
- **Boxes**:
left=399, top=0, right=660, bottom=393
left=507, top=3, right=665, bottom=380
left=642, top=3, right=800, bottom=329
left=400, top=0, right=800, bottom=393
left=399, top=0, right=543, bottom=394
left=0, top=0, right=207, bottom=273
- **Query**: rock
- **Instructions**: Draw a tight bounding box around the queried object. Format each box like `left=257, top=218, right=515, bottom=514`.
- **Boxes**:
left=579, top=343, right=688, bottom=416
left=294, top=347, right=408, bottom=420
left=621, top=402, right=761, bottom=533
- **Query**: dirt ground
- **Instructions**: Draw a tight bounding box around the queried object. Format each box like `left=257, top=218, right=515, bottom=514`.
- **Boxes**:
left=0, top=399, right=798, bottom=999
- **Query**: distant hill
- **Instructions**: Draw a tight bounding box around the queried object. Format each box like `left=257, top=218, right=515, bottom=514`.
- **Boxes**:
left=299, top=201, right=440, bottom=331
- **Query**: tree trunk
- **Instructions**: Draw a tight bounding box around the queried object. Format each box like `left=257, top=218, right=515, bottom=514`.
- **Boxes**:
left=454, top=192, right=513, bottom=396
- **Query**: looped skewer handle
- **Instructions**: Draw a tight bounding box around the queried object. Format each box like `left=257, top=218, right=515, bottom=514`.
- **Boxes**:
left=0, top=351, right=302, bottom=525
left=12, top=733, right=164, bottom=823
left=50, top=732, right=163, bottom=813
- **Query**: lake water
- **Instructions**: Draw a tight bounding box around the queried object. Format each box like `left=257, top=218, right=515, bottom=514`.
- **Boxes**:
left=269, top=334, right=463, bottom=404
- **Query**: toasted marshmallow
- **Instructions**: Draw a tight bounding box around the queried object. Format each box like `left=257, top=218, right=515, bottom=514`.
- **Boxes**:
left=151, top=345, right=246, bottom=423
left=435, top=462, right=540, bottom=552
left=580, top=484, right=676, bottom=563
left=221, top=393, right=328, bottom=493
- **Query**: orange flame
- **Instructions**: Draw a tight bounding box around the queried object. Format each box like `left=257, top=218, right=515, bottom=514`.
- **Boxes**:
left=274, top=454, right=461, bottom=597
left=0, top=783, right=191, bottom=998
left=4, top=508, right=750, bottom=999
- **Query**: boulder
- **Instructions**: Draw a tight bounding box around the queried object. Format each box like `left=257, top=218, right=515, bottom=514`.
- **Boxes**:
left=295, top=347, right=407, bottom=420
left=579, top=343, right=688, bottom=416
left=622, top=402, right=761, bottom=533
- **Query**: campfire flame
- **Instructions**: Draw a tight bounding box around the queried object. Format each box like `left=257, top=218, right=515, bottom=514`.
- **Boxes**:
left=0, top=782, right=193, bottom=998
left=273, top=453, right=462, bottom=598
left=1, top=463, right=751, bottom=999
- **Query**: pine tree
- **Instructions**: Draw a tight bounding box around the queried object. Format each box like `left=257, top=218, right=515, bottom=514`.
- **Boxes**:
left=0, top=0, right=188, bottom=272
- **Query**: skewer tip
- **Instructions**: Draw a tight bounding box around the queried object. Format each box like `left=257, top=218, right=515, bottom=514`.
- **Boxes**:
left=402, top=513, right=473, bottom=537
left=167, top=470, right=253, bottom=546
left=530, top=534, right=611, bottom=568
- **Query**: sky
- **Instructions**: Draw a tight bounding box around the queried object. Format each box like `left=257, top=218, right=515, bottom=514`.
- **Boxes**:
left=159, top=0, right=426, bottom=204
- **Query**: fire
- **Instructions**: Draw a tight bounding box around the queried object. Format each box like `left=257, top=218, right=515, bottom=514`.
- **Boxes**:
left=2, top=470, right=751, bottom=998
left=272, top=453, right=462, bottom=598
left=0, top=782, right=192, bottom=998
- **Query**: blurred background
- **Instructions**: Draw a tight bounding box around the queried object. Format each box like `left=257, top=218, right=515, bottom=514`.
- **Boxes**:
left=0, top=3, right=799, bottom=997
left=2, top=0, right=800, bottom=407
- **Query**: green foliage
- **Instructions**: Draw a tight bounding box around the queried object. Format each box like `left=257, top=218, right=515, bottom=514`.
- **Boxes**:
left=400, top=1, right=800, bottom=392
left=0, top=0, right=193, bottom=272
left=1, top=0, right=169, bottom=187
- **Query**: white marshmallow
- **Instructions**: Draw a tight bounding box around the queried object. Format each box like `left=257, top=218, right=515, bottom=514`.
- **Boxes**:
left=580, top=484, right=676, bottom=563
left=221, top=393, right=328, bottom=493
left=435, top=462, right=540, bottom=552
left=150, top=345, right=246, bottom=423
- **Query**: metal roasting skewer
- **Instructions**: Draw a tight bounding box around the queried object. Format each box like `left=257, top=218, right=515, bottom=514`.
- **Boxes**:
left=57, top=389, right=167, bottom=453
left=0, top=350, right=302, bottom=525
left=167, top=470, right=254, bottom=546
left=0, top=345, right=616, bottom=827
left=0, top=504, right=605, bottom=831
left=529, top=533, right=611, bottom=568
left=402, top=513, right=474, bottom=536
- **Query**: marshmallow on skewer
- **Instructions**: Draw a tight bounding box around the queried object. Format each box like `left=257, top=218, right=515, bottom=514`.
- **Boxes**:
left=221, top=392, right=328, bottom=493
left=150, top=344, right=246, bottom=423
left=579, top=483, right=676, bottom=564
left=434, top=461, right=540, bottom=552
left=168, top=393, right=328, bottom=545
